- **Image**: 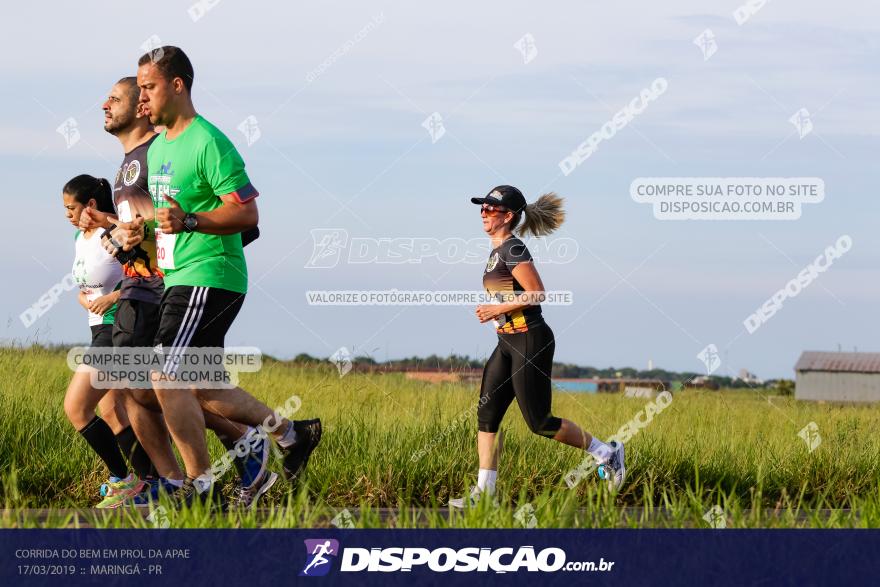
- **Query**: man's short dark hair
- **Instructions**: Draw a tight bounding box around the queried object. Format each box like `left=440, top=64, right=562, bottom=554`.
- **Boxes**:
left=137, top=46, right=194, bottom=92
left=116, top=76, right=139, bottom=104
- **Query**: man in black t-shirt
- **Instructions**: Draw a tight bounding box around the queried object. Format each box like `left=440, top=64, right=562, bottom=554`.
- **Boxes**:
left=110, top=131, right=163, bottom=315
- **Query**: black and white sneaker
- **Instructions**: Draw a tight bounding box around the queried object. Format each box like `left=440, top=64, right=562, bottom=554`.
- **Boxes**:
left=232, top=471, right=279, bottom=509
left=169, top=479, right=227, bottom=511
left=281, top=419, right=322, bottom=481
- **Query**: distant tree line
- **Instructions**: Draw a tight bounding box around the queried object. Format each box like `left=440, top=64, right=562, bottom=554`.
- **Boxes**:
left=17, top=345, right=794, bottom=391
left=280, top=352, right=791, bottom=389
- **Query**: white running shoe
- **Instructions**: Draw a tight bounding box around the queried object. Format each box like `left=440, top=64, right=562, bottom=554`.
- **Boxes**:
left=600, top=440, right=626, bottom=491
left=448, top=486, right=496, bottom=509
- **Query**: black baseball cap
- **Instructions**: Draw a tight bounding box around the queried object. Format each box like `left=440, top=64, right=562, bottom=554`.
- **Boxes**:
left=470, top=185, right=527, bottom=213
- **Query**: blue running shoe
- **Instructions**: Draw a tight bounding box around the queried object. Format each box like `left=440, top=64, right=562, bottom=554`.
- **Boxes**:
left=133, top=477, right=180, bottom=507
left=236, top=429, right=270, bottom=489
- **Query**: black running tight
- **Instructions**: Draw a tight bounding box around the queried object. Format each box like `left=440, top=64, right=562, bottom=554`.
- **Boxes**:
left=477, top=321, right=562, bottom=437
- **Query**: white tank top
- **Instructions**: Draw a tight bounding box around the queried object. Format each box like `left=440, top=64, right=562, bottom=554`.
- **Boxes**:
left=72, top=230, right=123, bottom=326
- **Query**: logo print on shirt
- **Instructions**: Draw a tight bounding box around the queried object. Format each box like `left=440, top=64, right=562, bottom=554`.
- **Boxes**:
left=73, top=258, right=87, bottom=285
left=160, top=161, right=173, bottom=175
left=486, top=252, right=500, bottom=272
left=123, top=160, right=141, bottom=186
left=149, top=174, right=179, bottom=208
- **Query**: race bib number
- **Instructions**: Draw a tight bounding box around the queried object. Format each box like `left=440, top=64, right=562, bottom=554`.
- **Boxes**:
left=156, top=230, right=176, bottom=269
left=117, top=200, right=133, bottom=223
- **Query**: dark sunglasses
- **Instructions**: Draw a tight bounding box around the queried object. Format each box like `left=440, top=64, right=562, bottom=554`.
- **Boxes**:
left=480, top=204, right=509, bottom=216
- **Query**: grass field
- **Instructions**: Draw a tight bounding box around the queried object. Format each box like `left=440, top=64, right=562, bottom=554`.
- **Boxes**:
left=3, top=345, right=880, bottom=529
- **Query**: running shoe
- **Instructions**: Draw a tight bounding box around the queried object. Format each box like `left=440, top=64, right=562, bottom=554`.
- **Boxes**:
left=281, top=419, right=322, bottom=481
left=168, top=480, right=226, bottom=511
left=231, top=471, right=279, bottom=509
left=96, top=474, right=145, bottom=509
left=237, top=431, right=270, bottom=488
left=448, top=486, right=497, bottom=509
left=99, top=476, right=123, bottom=497
left=598, top=440, right=626, bottom=491
left=132, top=477, right=180, bottom=507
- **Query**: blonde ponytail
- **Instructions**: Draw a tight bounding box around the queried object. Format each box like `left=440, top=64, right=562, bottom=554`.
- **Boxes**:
left=516, top=192, right=565, bottom=237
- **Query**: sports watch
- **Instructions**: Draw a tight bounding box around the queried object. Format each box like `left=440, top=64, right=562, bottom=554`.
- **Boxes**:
left=183, top=213, right=199, bottom=233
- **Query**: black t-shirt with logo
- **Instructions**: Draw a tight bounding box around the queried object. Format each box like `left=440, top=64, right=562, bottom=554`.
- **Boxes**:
left=482, top=237, right=543, bottom=333
left=112, top=134, right=164, bottom=304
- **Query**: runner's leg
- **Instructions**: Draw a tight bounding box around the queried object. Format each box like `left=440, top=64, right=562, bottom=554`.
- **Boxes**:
left=96, top=390, right=129, bottom=433
left=477, top=343, right=515, bottom=470
left=125, top=389, right=184, bottom=480
left=65, top=371, right=127, bottom=478
left=508, top=323, right=563, bottom=439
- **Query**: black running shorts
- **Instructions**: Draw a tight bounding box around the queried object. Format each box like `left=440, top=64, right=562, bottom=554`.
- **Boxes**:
left=154, top=286, right=245, bottom=350
left=153, top=286, right=245, bottom=380
left=90, top=324, right=114, bottom=348
left=112, top=298, right=161, bottom=348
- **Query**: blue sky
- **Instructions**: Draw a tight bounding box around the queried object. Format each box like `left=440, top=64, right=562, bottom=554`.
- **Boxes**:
left=2, top=1, right=878, bottom=378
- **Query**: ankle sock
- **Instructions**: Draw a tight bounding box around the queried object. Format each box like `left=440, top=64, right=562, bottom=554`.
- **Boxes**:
left=477, top=468, right=497, bottom=493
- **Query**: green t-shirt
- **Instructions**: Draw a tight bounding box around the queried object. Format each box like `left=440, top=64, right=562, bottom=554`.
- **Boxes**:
left=146, top=115, right=258, bottom=293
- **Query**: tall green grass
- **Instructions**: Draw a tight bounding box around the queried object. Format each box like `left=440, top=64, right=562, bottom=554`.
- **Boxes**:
left=2, top=346, right=879, bottom=528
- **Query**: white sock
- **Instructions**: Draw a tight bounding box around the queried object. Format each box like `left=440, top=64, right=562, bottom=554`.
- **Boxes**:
left=164, top=478, right=184, bottom=488
left=477, top=468, right=497, bottom=493
left=587, top=437, right=613, bottom=463
left=277, top=421, right=298, bottom=448
left=193, top=474, right=213, bottom=494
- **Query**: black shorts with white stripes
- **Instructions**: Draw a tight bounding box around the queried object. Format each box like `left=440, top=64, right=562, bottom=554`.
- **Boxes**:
left=154, top=285, right=245, bottom=353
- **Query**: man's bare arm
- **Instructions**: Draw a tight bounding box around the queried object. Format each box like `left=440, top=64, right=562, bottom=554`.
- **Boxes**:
left=157, top=194, right=258, bottom=235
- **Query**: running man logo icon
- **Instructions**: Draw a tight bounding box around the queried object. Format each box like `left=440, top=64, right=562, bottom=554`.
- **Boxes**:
left=422, top=112, right=446, bottom=143
left=703, top=505, right=726, bottom=529
left=300, top=539, right=340, bottom=577
left=696, top=344, right=721, bottom=375
left=56, top=117, right=80, bottom=149
left=513, top=33, right=538, bottom=64
left=693, top=29, right=718, bottom=61
left=330, top=347, right=352, bottom=378
left=140, top=34, right=165, bottom=63
left=330, top=508, right=355, bottom=528
left=306, top=229, right=349, bottom=269
left=237, top=115, right=261, bottom=146
left=798, top=421, right=822, bottom=453
left=789, top=108, right=813, bottom=139
left=514, top=503, right=538, bottom=528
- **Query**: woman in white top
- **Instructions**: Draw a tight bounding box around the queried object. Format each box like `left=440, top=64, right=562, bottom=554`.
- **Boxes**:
left=62, top=174, right=145, bottom=507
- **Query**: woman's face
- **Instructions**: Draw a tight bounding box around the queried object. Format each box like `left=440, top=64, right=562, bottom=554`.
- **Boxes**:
left=63, top=193, right=93, bottom=228
left=480, top=205, right=512, bottom=235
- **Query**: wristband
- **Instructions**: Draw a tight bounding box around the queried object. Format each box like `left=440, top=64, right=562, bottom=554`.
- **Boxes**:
left=102, top=225, right=138, bottom=265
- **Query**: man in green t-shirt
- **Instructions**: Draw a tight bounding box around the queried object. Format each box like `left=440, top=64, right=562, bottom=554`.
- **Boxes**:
left=123, top=46, right=321, bottom=506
